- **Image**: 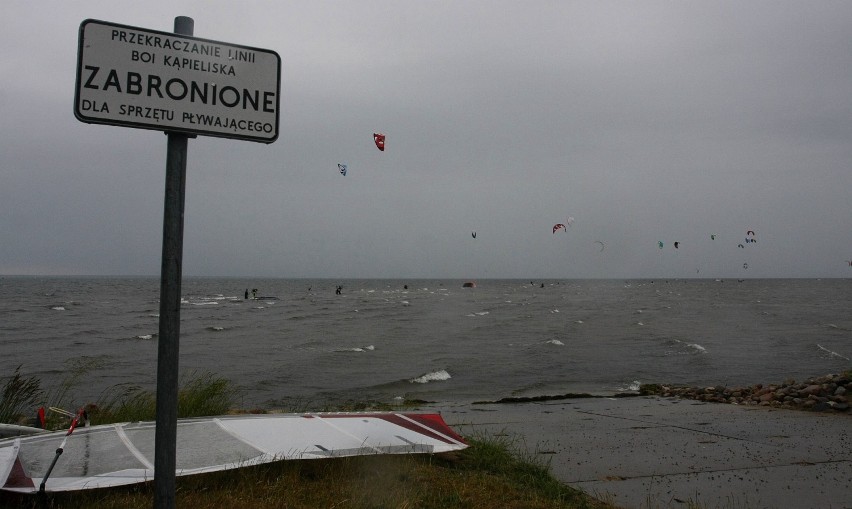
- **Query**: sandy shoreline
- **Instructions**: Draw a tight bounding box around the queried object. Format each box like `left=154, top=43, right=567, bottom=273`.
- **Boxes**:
left=434, top=396, right=851, bottom=509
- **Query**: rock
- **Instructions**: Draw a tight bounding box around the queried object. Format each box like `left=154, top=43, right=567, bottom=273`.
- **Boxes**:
left=801, top=384, right=823, bottom=396
left=655, top=374, right=851, bottom=413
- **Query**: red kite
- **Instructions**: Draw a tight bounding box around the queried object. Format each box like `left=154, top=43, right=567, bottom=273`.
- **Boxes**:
left=373, top=133, right=385, bottom=151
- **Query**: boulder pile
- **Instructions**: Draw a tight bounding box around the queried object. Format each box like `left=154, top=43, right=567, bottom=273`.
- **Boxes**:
left=641, top=373, right=850, bottom=413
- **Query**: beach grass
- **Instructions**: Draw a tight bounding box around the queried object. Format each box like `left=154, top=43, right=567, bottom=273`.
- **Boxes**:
left=0, top=369, right=613, bottom=509
left=89, top=370, right=235, bottom=424
left=0, top=366, right=42, bottom=425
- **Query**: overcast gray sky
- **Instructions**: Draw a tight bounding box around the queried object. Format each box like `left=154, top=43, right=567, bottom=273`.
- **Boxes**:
left=2, top=1, right=850, bottom=279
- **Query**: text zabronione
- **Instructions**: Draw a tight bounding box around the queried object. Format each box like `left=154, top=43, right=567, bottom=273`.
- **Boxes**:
left=81, top=66, right=276, bottom=113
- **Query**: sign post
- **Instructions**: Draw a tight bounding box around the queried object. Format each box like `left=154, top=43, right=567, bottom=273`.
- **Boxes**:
left=74, top=16, right=280, bottom=509
left=153, top=17, right=193, bottom=508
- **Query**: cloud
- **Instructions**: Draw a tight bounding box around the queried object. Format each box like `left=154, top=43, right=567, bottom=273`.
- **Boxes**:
left=2, top=1, right=851, bottom=278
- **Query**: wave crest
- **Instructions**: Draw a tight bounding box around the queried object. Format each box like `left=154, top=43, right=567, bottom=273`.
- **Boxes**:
left=409, top=369, right=451, bottom=384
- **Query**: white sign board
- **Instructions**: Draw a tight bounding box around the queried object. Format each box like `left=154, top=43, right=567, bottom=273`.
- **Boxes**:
left=75, top=19, right=281, bottom=143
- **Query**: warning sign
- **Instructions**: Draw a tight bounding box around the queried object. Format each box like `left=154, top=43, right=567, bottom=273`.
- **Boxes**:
left=75, top=19, right=281, bottom=143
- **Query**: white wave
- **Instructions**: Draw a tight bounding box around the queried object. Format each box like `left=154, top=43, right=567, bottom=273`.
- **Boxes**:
left=410, top=369, right=451, bottom=384
left=210, top=326, right=224, bottom=331
left=817, top=344, right=850, bottom=361
left=51, top=306, right=66, bottom=311
left=339, top=345, right=375, bottom=353
left=550, top=309, right=559, bottom=313
left=669, top=338, right=707, bottom=354
left=575, top=320, right=584, bottom=324
left=618, top=380, right=641, bottom=392
left=546, top=339, right=564, bottom=346
left=686, top=343, right=707, bottom=354
left=136, top=334, right=154, bottom=340
left=825, top=323, right=851, bottom=332
left=191, top=301, right=218, bottom=306
left=475, top=311, right=489, bottom=316
left=401, top=301, right=410, bottom=306
left=636, top=322, right=644, bottom=326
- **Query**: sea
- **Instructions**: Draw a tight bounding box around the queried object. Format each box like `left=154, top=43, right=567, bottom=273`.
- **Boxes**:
left=2, top=277, right=850, bottom=411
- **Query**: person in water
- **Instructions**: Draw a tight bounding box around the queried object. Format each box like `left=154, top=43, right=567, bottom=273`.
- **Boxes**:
left=335, top=285, right=342, bottom=295
left=244, top=289, right=248, bottom=299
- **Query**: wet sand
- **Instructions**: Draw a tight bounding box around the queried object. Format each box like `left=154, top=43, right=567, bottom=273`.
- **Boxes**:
left=435, top=396, right=851, bottom=509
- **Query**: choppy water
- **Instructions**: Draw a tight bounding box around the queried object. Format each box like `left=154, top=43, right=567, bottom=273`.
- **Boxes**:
left=1, top=277, right=850, bottom=409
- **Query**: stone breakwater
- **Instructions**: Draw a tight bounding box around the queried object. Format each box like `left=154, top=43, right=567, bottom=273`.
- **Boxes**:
left=641, top=373, right=850, bottom=413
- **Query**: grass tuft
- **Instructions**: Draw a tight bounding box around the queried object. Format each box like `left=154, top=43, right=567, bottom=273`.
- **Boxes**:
left=89, top=371, right=235, bottom=424
left=0, top=366, right=43, bottom=425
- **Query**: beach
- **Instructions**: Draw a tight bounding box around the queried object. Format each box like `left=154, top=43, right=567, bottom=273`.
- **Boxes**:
left=436, top=396, right=852, bottom=509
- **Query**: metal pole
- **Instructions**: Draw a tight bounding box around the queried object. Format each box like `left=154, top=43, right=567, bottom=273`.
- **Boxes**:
left=154, top=15, right=193, bottom=509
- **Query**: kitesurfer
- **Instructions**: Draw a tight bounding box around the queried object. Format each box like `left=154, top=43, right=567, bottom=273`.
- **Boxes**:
left=336, top=285, right=342, bottom=295
left=244, top=289, right=248, bottom=299
left=252, top=288, right=258, bottom=299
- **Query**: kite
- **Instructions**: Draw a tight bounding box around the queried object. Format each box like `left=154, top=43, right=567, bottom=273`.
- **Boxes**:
left=674, top=242, right=680, bottom=249
left=594, top=240, right=605, bottom=252
left=373, top=133, right=385, bottom=151
left=743, top=262, right=749, bottom=269
left=711, top=234, right=717, bottom=240
left=472, top=232, right=476, bottom=239
left=738, top=244, right=745, bottom=249
left=553, top=217, right=573, bottom=234
left=658, top=241, right=664, bottom=249
left=338, top=164, right=347, bottom=176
